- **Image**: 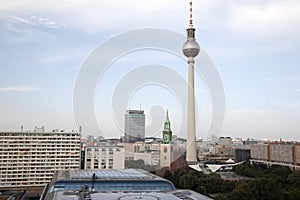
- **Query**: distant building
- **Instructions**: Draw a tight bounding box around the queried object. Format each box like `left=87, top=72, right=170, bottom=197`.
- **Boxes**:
left=41, top=169, right=212, bottom=200
left=86, top=135, right=95, bottom=142
left=124, top=110, right=145, bottom=143
left=84, top=146, right=124, bottom=170
left=123, top=141, right=160, bottom=153
left=0, top=130, right=81, bottom=189
left=206, top=146, right=235, bottom=162
left=250, top=143, right=300, bottom=170
left=243, top=138, right=258, bottom=145
left=235, top=148, right=251, bottom=162
left=125, top=151, right=160, bottom=166
left=218, top=137, right=233, bottom=146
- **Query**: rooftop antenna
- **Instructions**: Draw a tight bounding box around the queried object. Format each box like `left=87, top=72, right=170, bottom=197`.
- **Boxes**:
left=189, top=0, right=193, bottom=28
left=140, top=104, right=142, bottom=111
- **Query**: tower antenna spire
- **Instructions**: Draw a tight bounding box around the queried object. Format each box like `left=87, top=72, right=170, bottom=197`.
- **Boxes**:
left=189, top=0, right=193, bottom=27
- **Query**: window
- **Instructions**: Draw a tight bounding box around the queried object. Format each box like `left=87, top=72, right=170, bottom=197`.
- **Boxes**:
left=164, top=147, right=167, bottom=153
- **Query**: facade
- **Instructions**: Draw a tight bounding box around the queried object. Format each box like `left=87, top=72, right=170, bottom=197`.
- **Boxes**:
left=0, top=130, right=81, bottom=188
left=41, top=169, right=211, bottom=200
left=123, top=142, right=160, bottom=153
left=250, top=144, right=269, bottom=161
left=250, top=143, right=300, bottom=169
left=84, top=146, right=124, bottom=170
left=235, top=148, right=251, bottom=162
left=124, top=110, right=145, bottom=143
left=125, top=151, right=160, bottom=166
left=160, top=144, right=174, bottom=169
left=218, top=137, right=233, bottom=147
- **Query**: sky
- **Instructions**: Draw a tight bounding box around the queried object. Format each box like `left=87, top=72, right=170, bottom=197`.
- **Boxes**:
left=0, top=0, right=299, bottom=141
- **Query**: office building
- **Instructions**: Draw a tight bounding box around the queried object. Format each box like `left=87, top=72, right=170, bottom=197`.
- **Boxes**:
left=124, top=110, right=145, bottom=143
left=0, top=130, right=81, bottom=188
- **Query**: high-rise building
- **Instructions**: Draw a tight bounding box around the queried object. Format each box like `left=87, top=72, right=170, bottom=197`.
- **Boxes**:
left=0, top=130, right=81, bottom=188
left=182, top=0, right=200, bottom=164
left=124, top=110, right=145, bottom=143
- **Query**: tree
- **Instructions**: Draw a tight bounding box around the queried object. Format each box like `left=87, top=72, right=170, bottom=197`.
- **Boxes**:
left=287, top=170, right=300, bottom=188
left=203, top=173, right=223, bottom=193
left=163, top=170, right=174, bottom=182
left=172, top=168, right=187, bottom=188
left=220, top=180, right=235, bottom=193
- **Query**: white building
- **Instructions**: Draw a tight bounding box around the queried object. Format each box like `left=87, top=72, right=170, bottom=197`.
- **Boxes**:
left=84, top=146, right=124, bottom=170
left=125, top=151, right=160, bottom=166
left=218, top=137, right=233, bottom=147
left=0, top=130, right=81, bottom=188
left=160, top=144, right=174, bottom=169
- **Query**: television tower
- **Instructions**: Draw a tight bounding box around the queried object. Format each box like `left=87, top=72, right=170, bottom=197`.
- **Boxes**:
left=182, top=0, right=200, bottom=164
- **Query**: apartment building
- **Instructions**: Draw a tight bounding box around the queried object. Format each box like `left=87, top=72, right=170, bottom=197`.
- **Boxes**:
left=0, top=130, right=81, bottom=188
left=250, top=143, right=300, bottom=169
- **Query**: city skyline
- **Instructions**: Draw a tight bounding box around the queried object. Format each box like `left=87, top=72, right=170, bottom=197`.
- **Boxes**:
left=0, top=0, right=299, bottom=140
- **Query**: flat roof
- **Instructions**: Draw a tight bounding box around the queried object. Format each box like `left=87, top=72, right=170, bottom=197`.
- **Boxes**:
left=126, top=110, right=144, bottom=114
left=56, top=169, right=157, bottom=181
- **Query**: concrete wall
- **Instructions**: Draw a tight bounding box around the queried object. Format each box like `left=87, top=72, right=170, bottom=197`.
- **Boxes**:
left=270, top=144, right=293, bottom=163
left=250, top=144, right=269, bottom=160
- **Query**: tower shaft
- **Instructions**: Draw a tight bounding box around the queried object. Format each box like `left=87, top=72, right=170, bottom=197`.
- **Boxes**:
left=187, top=58, right=197, bottom=163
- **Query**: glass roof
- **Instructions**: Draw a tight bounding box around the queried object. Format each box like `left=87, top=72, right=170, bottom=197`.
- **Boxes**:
left=69, top=169, right=154, bottom=180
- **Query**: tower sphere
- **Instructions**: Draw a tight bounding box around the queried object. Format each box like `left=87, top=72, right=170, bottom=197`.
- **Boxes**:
left=182, top=39, right=200, bottom=58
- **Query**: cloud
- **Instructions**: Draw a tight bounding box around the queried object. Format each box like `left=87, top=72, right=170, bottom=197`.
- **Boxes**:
left=0, top=0, right=186, bottom=32
left=30, top=16, right=67, bottom=29
left=1, top=14, right=67, bottom=30
left=0, top=85, right=39, bottom=92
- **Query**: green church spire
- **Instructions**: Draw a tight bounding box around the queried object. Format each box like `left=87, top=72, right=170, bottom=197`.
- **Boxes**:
left=162, top=110, right=172, bottom=144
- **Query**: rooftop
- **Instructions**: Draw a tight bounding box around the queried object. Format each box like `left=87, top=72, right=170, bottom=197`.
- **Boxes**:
left=56, top=169, right=157, bottom=181
left=43, top=169, right=212, bottom=200
left=51, top=190, right=212, bottom=200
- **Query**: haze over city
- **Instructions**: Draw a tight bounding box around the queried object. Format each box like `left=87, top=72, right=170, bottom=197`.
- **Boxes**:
left=0, top=0, right=299, bottom=140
